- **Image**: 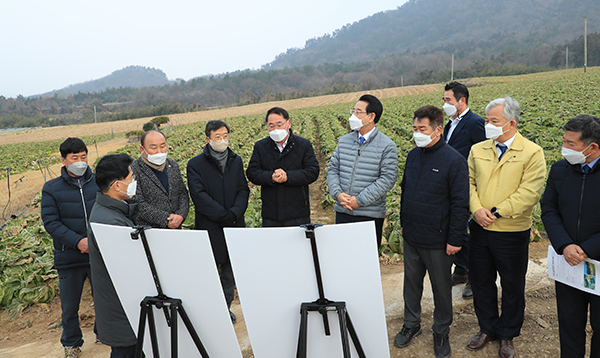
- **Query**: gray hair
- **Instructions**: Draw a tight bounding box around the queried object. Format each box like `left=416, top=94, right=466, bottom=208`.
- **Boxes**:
left=485, top=96, right=520, bottom=124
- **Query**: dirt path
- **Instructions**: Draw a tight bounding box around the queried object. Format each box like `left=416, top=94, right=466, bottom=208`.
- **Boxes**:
left=0, top=138, right=129, bottom=222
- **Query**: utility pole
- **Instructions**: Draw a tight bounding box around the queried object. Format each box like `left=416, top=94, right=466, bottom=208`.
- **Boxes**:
left=401, top=76, right=404, bottom=87
left=566, top=46, right=569, bottom=69
left=584, top=17, right=588, bottom=73
left=94, top=105, right=97, bottom=124
left=451, top=54, right=454, bottom=81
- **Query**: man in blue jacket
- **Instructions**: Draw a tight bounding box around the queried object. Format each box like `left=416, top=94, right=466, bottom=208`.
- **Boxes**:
left=541, top=115, right=600, bottom=358
left=394, top=105, right=469, bottom=358
left=41, top=137, right=99, bottom=358
left=327, top=94, right=398, bottom=250
left=442, top=81, right=486, bottom=299
left=188, top=120, right=249, bottom=323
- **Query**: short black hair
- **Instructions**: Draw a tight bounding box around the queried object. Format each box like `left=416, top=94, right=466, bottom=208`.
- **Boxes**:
left=414, top=105, right=444, bottom=128
left=95, top=154, right=133, bottom=193
left=140, top=130, right=166, bottom=147
left=444, top=81, right=470, bottom=105
left=266, top=107, right=289, bottom=122
left=563, top=115, right=600, bottom=146
left=358, top=94, right=383, bottom=123
left=60, top=137, right=88, bottom=158
left=205, top=120, right=231, bottom=138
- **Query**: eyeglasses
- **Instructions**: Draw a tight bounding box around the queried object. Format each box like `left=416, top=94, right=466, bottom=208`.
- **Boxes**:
left=267, top=121, right=289, bottom=130
left=350, top=109, right=369, bottom=116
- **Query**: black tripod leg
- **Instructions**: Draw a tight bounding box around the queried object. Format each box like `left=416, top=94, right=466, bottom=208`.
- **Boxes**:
left=171, top=304, right=178, bottom=358
left=346, top=312, right=366, bottom=358
left=148, top=304, right=160, bottom=358
left=178, top=303, right=210, bottom=358
left=296, top=306, right=309, bottom=358
left=135, top=302, right=148, bottom=358
left=337, top=306, right=351, bottom=358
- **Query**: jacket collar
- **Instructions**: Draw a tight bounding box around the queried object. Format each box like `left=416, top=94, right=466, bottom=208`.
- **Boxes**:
left=95, top=191, right=137, bottom=219
left=135, top=156, right=170, bottom=195
left=61, top=165, right=94, bottom=187
left=420, top=137, right=445, bottom=154
left=354, top=126, right=380, bottom=144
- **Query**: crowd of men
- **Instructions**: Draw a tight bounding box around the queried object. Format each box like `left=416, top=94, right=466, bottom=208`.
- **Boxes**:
left=40, top=84, right=600, bottom=358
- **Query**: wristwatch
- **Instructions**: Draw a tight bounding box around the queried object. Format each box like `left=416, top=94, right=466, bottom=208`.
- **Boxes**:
left=491, top=207, right=502, bottom=218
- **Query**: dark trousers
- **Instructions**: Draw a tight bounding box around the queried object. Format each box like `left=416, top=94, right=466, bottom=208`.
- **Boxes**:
left=219, top=260, right=235, bottom=309
left=57, top=265, right=93, bottom=347
left=110, top=344, right=136, bottom=358
left=453, top=221, right=470, bottom=275
left=403, top=241, right=454, bottom=335
left=468, top=221, right=529, bottom=340
left=335, top=212, right=384, bottom=250
left=555, top=281, right=600, bottom=358
left=262, top=216, right=311, bottom=228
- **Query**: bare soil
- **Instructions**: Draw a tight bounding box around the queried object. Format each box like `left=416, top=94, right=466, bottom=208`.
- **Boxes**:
left=0, top=86, right=566, bottom=357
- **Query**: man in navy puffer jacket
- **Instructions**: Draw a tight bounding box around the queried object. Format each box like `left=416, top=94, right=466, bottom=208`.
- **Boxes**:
left=41, top=137, right=99, bottom=358
left=394, top=105, right=469, bottom=358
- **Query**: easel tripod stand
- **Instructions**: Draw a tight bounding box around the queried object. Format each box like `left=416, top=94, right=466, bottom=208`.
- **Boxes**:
left=131, top=226, right=210, bottom=358
left=296, top=224, right=366, bottom=358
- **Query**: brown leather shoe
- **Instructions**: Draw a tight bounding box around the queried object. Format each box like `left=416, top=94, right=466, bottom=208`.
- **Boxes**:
left=466, top=331, right=496, bottom=351
left=499, top=339, right=515, bottom=358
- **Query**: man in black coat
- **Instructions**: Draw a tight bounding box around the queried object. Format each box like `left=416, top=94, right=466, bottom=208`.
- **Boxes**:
left=88, top=154, right=138, bottom=358
left=131, top=130, right=189, bottom=229
left=246, top=107, right=319, bottom=227
left=394, top=105, right=469, bottom=358
left=541, top=115, right=600, bottom=358
left=187, top=120, right=250, bottom=322
left=442, top=81, right=486, bottom=299
left=41, top=137, right=99, bottom=358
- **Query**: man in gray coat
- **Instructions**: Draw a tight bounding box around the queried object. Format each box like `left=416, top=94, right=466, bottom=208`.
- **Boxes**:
left=88, top=154, right=138, bottom=358
left=131, top=130, right=189, bottom=229
left=327, top=94, right=399, bottom=250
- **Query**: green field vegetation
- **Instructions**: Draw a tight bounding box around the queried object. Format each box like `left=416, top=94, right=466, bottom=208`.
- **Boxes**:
left=0, top=133, right=125, bottom=179
left=1, top=68, right=599, bottom=312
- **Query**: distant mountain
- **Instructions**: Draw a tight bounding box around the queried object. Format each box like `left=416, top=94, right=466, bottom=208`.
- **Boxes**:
left=36, top=66, right=171, bottom=98
left=268, top=0, right=599, bottom=69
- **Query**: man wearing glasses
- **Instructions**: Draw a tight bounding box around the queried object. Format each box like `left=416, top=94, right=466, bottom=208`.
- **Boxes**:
left=327, top=94, right=399, bottom=250
left=247, top=107, right=319, bottom=227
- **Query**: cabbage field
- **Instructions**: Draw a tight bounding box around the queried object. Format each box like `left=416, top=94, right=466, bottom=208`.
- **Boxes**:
left=1, top=67, right=599, bottom=313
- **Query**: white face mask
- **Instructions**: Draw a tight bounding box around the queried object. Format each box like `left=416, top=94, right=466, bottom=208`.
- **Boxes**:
left=442, top=103, right=458, bottom=117
left=413, top=131, right=437, bottom=148
left=118, top=179, right=137, bottom=199
left=349, top=114, right=367, bottom=131
left=67, top=161, right=88, bottom=177
left=562, top=144, right=592, bottom=165
left=485, top=121, right=511, bottom=140
left=144, top=148, right=168, bottom=166
left=210, top=139, right=229, bottom=153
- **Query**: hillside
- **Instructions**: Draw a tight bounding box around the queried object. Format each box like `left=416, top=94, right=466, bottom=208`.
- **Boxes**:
left=36, top=66, right=171, bottom=98
left=269, top=0, right=600, bottom=69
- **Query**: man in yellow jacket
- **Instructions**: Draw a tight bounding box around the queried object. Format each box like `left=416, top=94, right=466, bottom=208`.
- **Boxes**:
left=465, top=97, right=546, bottom=358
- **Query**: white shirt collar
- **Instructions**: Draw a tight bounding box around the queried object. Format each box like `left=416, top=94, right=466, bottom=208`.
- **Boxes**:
left=358, top=126, right=376, bottom=142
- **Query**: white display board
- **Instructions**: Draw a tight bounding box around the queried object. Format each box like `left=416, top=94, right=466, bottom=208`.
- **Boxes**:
left=225, top=222, right=390, bottom=358
left=90, top=223, right=242, bottom=358
left=548, top=245, right=600, bottom=295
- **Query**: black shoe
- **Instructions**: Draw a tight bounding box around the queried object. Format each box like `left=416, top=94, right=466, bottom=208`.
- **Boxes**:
left=451, top=273, right=468, bottom=286
left=394, top=324, right=422, bottom=348
left=462, top=282, right=473, bottom=299
left=433, top=332, right=451, bottom=358
left=229, top=310, right=237, bottom=323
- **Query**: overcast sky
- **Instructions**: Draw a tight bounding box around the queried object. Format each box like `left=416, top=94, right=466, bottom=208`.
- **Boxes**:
left=1, top=0, right=407, bottom=98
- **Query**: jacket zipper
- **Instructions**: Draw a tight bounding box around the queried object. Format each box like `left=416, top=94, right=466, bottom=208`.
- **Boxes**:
left=576, top=172, right=587, bottom=243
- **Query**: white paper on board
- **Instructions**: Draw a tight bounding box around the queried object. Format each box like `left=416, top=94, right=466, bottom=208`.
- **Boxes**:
left=90, top=223, right=242, bottom=358
left=548, top=245, right=600, bottom=295
left=225, top=221, right=390, bottom=358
